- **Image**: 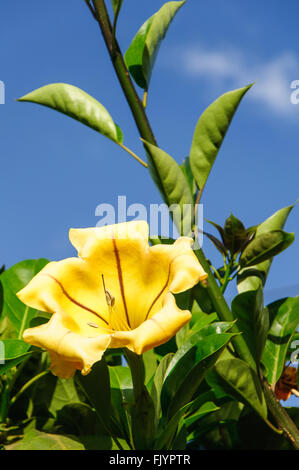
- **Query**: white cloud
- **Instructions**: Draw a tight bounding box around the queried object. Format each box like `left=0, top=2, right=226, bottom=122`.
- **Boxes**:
left=181, top=46, right=299, bottom=115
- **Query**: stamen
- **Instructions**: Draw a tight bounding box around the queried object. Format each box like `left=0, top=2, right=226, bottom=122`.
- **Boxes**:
left=101, top=274, right=115, bottom=307
left=87, top=322, right=99, bottom=328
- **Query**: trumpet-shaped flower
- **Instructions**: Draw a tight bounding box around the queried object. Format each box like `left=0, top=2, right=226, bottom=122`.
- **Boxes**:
left=17, top=221, right=207, bottom=378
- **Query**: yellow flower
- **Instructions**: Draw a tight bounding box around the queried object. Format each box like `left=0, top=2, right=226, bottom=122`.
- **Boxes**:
left=17, top=221, right=207, bottom=379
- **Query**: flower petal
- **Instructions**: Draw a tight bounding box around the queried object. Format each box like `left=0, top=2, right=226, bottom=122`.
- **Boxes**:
left=69, top=222, right=206, bottom=329
left=23, top=313, right=111, bottom=378
left=69, top=220, right=149, bottom=259
left=109, top=292, right=191, bottom=354
left=17, top=258, right=112, bottom=336
left=150, top=237, right=208, bottom=293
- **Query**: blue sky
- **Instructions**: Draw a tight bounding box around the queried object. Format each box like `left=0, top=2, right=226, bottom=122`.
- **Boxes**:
left=0, top=1, right=298, bottom=401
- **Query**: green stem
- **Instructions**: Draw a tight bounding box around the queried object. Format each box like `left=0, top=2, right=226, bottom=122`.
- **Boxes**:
left=91, top=0, right=157, bottom=146
left=0, top=354, right=33, bottom=422
left=262, top=378, right=299, bottom=449
left=194, top=248, right=257, bottom=372
left=125, top=350, right=155, bottom=450
left=125, top=350, right=145, bottom=401
left=111, top=0, right=122, bottom=51
left=118, top=142, right=148, bottom=168
left=209, top=264, right=222, bottom=285
left=10, top=370, right=49, bottom=406
left=220, top=259, right=233, bottom=294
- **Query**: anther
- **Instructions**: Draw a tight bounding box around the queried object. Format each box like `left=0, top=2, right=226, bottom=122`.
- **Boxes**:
left=87, top=322, right=99, bottom=328
left=101, top=274, right=115, bottom=307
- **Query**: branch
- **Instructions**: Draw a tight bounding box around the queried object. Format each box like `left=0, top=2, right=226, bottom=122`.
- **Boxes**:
left=91, top=0, right=157, bottom=146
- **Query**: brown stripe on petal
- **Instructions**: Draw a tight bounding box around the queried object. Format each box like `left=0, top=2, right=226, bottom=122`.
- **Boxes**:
left=45, top=274, right=109, bottom=326
left=145, top=263, right=172, bottom=321
left=112, top=237, right=131, bottom=329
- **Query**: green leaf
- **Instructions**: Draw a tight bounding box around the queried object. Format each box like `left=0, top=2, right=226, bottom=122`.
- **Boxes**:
left=192, top=283, right=215, bottom=315
left=155, top=395, right=219, bottom=450
left=56, top=403, right=99, bottom=436
left=223, top=213, right=248, bottom=254
left=214, top=358, right=267, bottom=420
left=0, top=279, right=3, bottom=316
left=206, top=218, right=226, bottom=243
left=190, top=85, right=252, bottom=190
left=239, top=230, right=294, bottom=268
left=261, top=297, right=299, bottom=385
left=190, top=311, right=218, bottom=334
left=109, top=365, right=133, bottom=442
left=0, top=259, right=49, bottom=338
left=161, top=327, right=236, bottom=417
left=125, top=1, right=186, bottom=89
left=131, top=387, right=155, bottom=450
left=237, top=204, right=295, bottom=293
left=231, top=288, right=269, bottom=364
left=187, top=400, right=244, bottom=449
left=0, top=339, right=32, bottom=376
left=142, top=140, right=194, bottom=235
left=180, top=157, right=197, bottom=198
left=49, top=378, right=80, bottom=417
left=75, top=360, right=111, bottom=433
left=151, top=353, right=174, bottom=425
left=184, top=402, right=220, bottom=427
left=111, top=0, right=123, bottom=15
left=202, top=231, right=227, bottom=256
left=143, top=349, right=159, bottom=387
left=7, top=428, right=84, bottom=450
left=18, top=83, right=123, bottom=143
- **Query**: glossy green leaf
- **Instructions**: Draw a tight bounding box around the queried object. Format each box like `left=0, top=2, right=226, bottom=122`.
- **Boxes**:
left=151, top=353, right=174, bottom=424
left=56, top=402, right=104, bottom=437
left=7, top=428, right=84, bottom=450
left=184, top=401, right=220, bottom=427
left=109, top=365, right=133, bottom=442
left=142, top=140, right=194, bottom=235
left=231, top=288, right=269, bottom=364
left=75, top=360, right=111, bottom=432
left=187, top=400, right=244, bottom=449
left=180, top=157, right=197, bottom=198
left=175, top=323, right=190, bottom=349
left=143, top=349, right=159, bottom=387
left=49, top=378, right=80, bottom=417
left=190, top=311, right=218, bottom=334
left=0, top=259, right=49, bottom=338
left=202, top=230, right=227, bottom=256
left=237, top=204, right=295, bottom=293
left=223, top=213, right=248, bottom=254
left=206, top=218, right=226, bottom=243
left=131, top=386, right=155, bottom=450
left=261, top=297, right=299, bottom=385
left=155, top=405, right=185, bottom=450
left=240, top=230, right=294, bottom=268
left=18, top=83, right=123, bottom=143
left=125, top=1, right=186, bottom=89
left=192, top=283, right=215, bottom=315
left=190, top=85, right=252, bottom=190
left=214, top=358, right=267, bottom=420
left=0, top=279, right=3, bottom=317
left=161, top=327, right=236, bottom=417
left=0, top=339, right=32, bottom=376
